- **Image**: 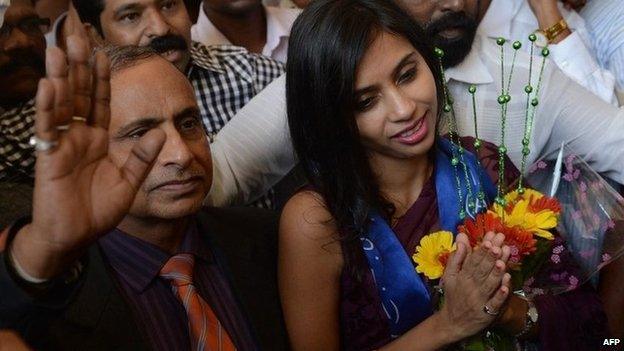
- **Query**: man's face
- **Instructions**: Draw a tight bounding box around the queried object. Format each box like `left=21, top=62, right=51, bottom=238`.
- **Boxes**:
left=108, top=57, right=212, bottom=219
left=99, top=0, right=192, bottom=71
left=395, top=0, right=484, bottom=68
left=0, top=0, right=46, bottom=108
left=202, top=0, right=261, bottom=15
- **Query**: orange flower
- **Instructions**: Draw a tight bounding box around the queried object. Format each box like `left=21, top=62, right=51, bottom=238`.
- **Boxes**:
left=498, top=225, right=537, bottom=268
left=457, top=212, right=504, bottom=248
left=529, top=196, right=561, bottom=214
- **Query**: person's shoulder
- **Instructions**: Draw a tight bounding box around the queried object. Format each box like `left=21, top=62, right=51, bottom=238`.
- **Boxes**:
left=280, top=190, right=339, bottom=246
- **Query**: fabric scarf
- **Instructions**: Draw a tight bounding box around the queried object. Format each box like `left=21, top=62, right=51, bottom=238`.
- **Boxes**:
left=360, top=138, right=497, bottom=338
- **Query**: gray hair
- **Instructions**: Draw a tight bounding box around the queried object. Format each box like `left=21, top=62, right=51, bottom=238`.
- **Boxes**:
left=100, top=45, right=160, bottom=74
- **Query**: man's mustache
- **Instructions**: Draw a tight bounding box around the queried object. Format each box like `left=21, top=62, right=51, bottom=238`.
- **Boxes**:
left=0, top=49, right=45, bottom=77
left=149, top=34, right=188, bottom=54
left=425, top=12, right=477, bottom=39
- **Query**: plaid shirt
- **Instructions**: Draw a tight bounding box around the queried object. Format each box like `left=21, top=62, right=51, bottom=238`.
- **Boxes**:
left=188, top=42, right=285, bottom=139
left=0, top=100, right=35, bottom=183
left=0, top=42, right=285, bottom=207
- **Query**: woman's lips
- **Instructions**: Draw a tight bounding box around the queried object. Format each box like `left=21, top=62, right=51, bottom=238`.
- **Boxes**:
left=392, top=116, right=428, bottom=145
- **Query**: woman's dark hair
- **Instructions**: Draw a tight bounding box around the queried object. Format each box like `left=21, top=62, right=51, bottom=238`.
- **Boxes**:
left=286, top=0, right=444, bottom=277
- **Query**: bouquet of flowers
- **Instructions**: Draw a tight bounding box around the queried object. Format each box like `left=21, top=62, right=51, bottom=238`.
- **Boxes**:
left=413, top=187, right=567, bottom=350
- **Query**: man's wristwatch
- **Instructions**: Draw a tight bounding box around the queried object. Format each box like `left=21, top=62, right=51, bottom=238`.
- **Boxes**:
left=534, top=18, right=569, bottom=47
left=514, top=298, right=538, bottom=339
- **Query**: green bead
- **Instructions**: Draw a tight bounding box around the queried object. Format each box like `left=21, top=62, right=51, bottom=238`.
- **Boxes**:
left=468, top=85, right=477, bottom=94
left=524, top=85, right=533, bottom=94
left=531, top=98, right=539, bottom=106
left=498, top=145, right=507, bottom=154
left=468, top=202, right=476, bottom=210
left=504, top=94, right=511, bottom=103
left=434, top=47, right=444, bottom=58
left=478, top=191, right=486, bottom=200
left=443, top=104, right=452, bottom=113
left=528, top=33, right=537, bottom=42
left=458, top=146, right=464, bottom=154
left=541, top=48, right=550, bottom=57
left=522, top=146, right=530, bottom=155
left=459, top=210, right=466, bottom=220
left=473, top=139, right=482, bottom=149
left=495, top=197, right=507, bottom=206
left=451, top=157, right=459, bottom=166
left=522, top=137, right=529, bottom=146
left=518, top=187, right=526, bottom=195
left=496, top=37, right=506, bottom=46
left=512, top=41, right=522, bottom=50
left=497, top=95, right=506, bottom=104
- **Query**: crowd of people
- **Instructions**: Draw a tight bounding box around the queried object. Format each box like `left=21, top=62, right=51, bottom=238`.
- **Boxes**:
left=0, top=0, right=623, bottom=350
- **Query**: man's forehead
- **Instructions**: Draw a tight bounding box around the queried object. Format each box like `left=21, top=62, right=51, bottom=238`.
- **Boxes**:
left=105, top=0, right=164, bottom=11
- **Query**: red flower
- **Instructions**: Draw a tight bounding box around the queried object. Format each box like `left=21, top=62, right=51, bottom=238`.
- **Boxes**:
left=458, top=212, right=504, bottom=248
left=529, top=195, right=561, bottom=214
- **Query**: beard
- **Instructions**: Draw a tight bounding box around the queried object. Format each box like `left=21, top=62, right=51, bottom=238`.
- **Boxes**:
left=425, top=12, right=478, bottom=68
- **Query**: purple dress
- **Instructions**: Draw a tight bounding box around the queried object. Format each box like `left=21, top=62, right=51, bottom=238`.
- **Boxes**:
left=338, top=138, right=608, bottom=351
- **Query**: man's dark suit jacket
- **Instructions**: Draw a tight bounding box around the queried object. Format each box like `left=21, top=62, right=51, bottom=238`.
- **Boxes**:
left=0, top=207, right=289, bottom=351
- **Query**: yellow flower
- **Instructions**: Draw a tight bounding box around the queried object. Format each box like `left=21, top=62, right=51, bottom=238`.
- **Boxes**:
left=412, top=231, right=456, bottom=280
left=504, top=188, right=545, bottom=204
left=492, top=199, right=556, bottom=240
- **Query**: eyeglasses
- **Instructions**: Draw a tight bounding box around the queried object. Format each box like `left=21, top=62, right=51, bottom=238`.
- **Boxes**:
left=0, top=17, right=50, bottom=39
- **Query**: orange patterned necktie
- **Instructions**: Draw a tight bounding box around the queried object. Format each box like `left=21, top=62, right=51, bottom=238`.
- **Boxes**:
left=160, top=254, right=237, bottom=351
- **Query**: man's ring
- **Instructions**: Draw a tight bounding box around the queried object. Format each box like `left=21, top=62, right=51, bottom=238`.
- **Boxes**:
left=29, top=136, right=58, bottom=153
left=483, top=304, right=499, bottom=316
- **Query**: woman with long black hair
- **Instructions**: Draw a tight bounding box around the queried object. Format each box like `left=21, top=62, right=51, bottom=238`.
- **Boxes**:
left=278, top=0, right=607, bottom=350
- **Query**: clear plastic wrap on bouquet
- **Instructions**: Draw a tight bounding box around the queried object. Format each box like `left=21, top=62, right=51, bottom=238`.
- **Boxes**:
left=525, top=143, right=624, bottom=294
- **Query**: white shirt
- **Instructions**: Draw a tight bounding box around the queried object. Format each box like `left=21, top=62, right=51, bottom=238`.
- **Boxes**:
left=207, top=35, right=624, bottom=206
left=191, top=5, right=301, bottom=63
left=478, top=0, right=617, bottom=104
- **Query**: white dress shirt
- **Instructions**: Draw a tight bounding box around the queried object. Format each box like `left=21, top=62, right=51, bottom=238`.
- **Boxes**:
left=191, top=5, right=301, bottom=63
left=478, top=0, right=617, bottom=104
left=207, top=35, right=624, bottom=206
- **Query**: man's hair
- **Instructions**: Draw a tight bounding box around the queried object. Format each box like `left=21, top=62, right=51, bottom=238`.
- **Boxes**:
left=102, top=45, right=160, bottom=74
left=72, top=0, right=105, bottom=34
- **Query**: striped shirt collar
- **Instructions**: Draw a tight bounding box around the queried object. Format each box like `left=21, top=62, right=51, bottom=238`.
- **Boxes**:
left=99, top=218, right=214, bottom=294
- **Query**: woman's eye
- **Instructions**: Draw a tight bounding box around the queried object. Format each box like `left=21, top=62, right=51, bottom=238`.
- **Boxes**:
left=356, top=96, right=377, bottom=112
left=398, top=68, right=416, bottom=84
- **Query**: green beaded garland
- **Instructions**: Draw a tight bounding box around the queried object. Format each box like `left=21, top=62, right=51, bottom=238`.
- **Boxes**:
left=434, top=47, right=444, bottom=58
left=468, top=202, right=476, bottom=210
left=513, top=41, right=522, bottom=50
left=496, top=37, right=506, bottom=46
left=522, top=146, right=530, bottom=155
left=518, top=187, right=526, bottom=195
left=531, top=98, right=539, bottom=106
left=528, top=33, right=537, bottom=42
left=541, top=48, right=550, bottom=57
left=504, top=94, right=511, bottom=103
left=524, top=85, right=533, bottom=94
left=522, top=138, right=529, bottom=146
left=497, top=95, right=506, bottom=104
left=443, top=104, right=452, bottom=113
left=469, top=85, right=477, bottom=94
left=478, top=191, right=485, bottom=200
left=474, top=139, right=482, bottom=149
left=451, top=157, right=459, bottom=166
left=459, top=210, right=466, bottom=220
left=498, top=145, right=507, bottom=154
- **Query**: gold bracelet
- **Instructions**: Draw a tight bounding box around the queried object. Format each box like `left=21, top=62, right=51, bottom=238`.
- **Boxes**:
left=543, top=18, right=569, bottom=43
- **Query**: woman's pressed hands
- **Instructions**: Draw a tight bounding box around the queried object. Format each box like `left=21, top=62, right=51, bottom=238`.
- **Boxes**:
left=436, top=232, right=512, bottom=343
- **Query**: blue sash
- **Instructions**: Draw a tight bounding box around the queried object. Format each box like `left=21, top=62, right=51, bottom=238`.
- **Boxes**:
left=360, top=138, right=497, bottom=338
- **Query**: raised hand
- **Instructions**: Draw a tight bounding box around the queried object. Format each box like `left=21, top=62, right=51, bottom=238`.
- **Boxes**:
left=437, top=232, right=512, bottom=342
left=10, top=35, right=165, bottom=280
